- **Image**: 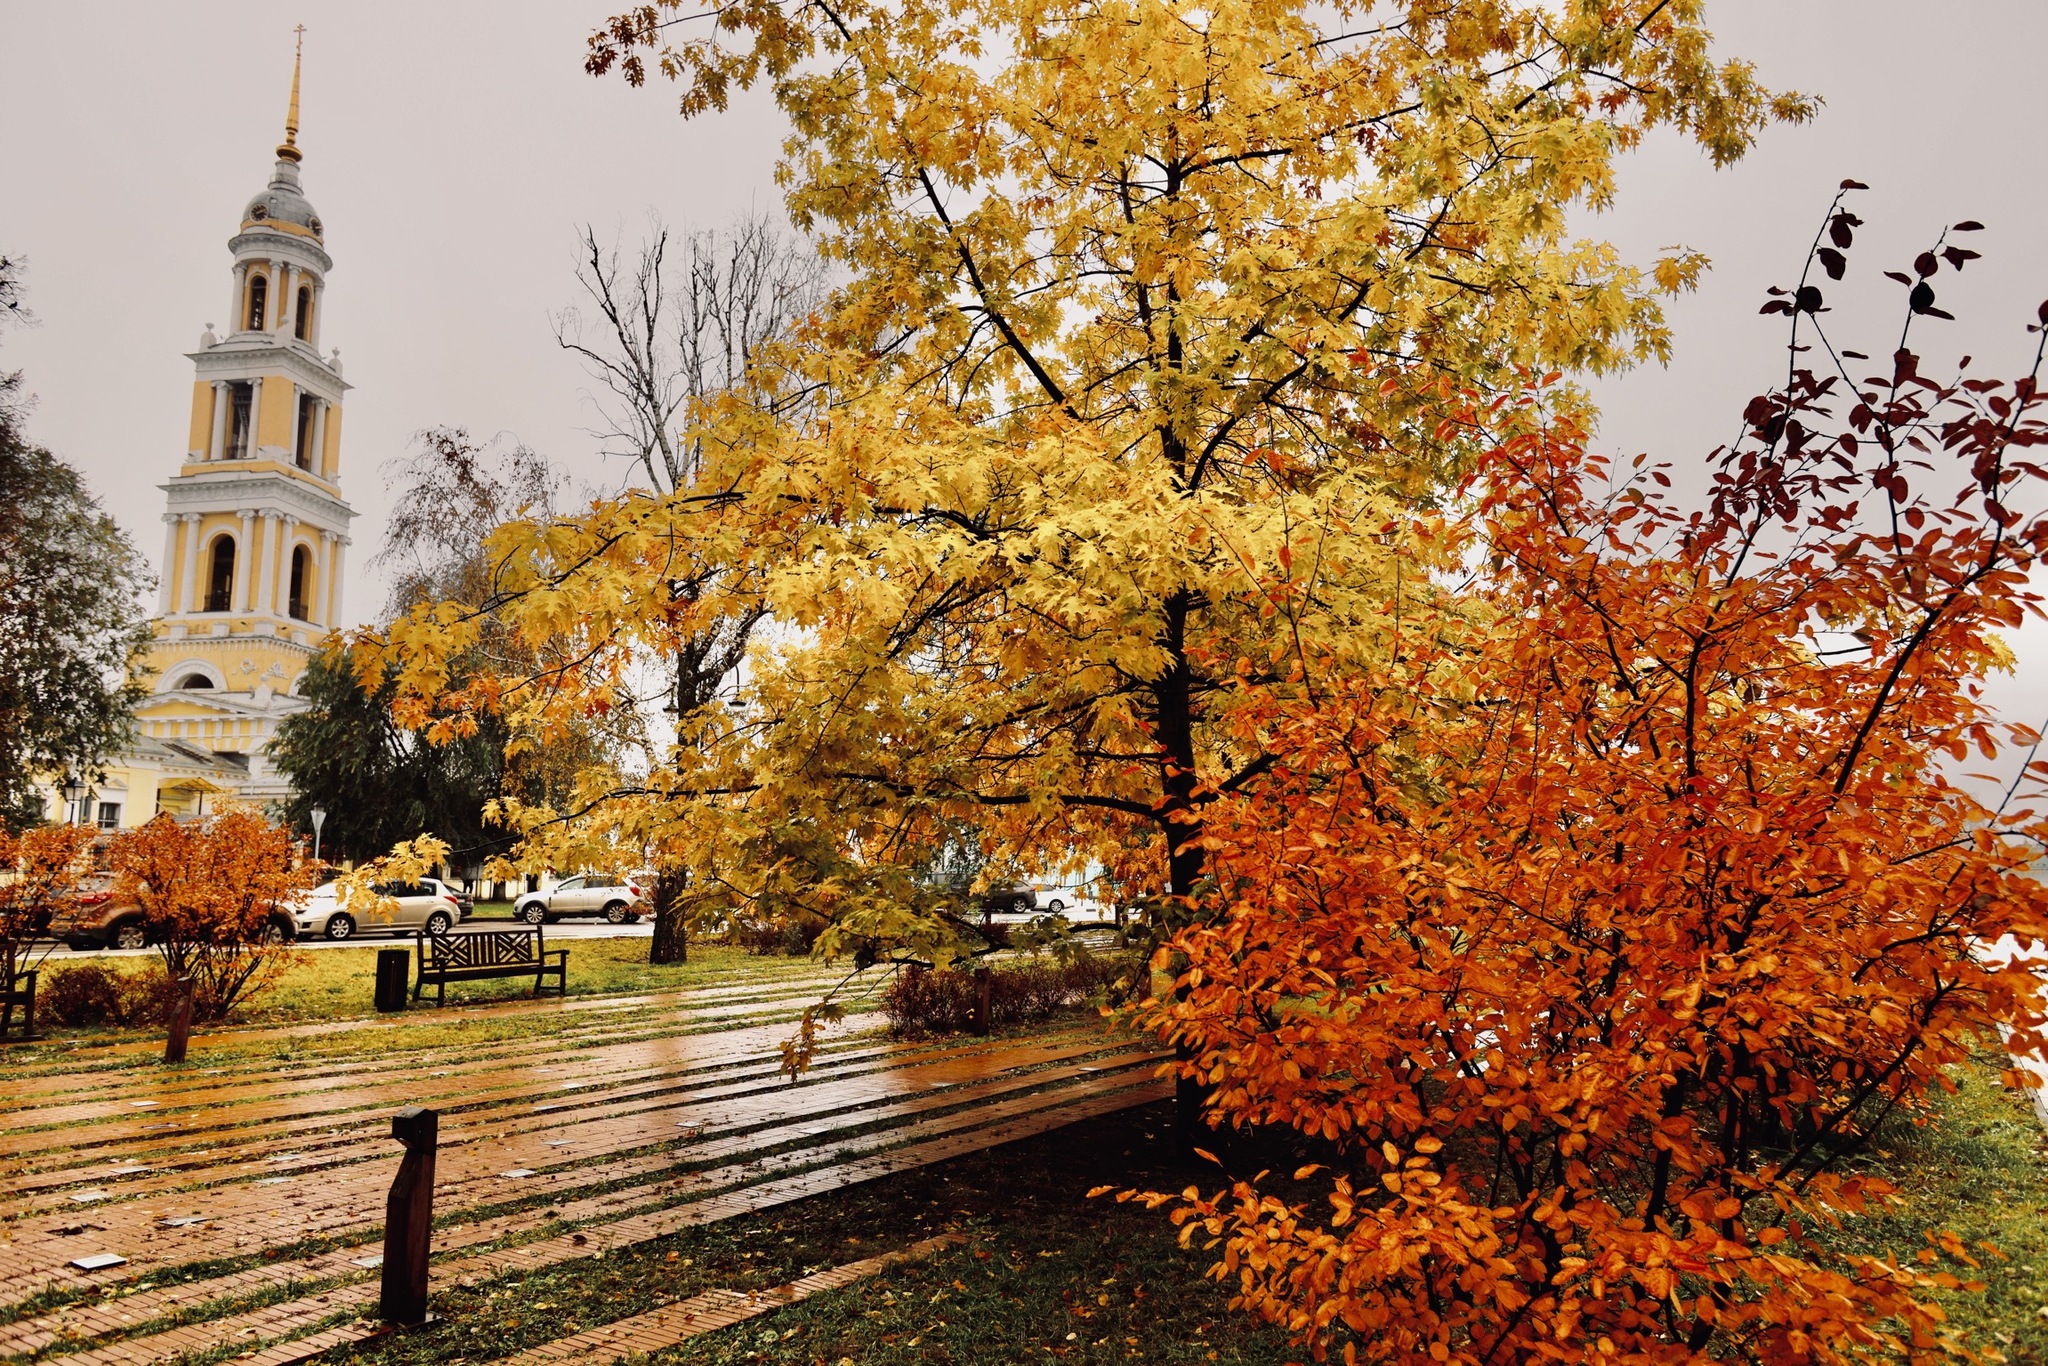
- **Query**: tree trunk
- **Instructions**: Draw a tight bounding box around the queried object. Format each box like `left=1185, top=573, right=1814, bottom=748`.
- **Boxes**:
left=162, top=976, right=196, bottom=1064
left=1153, top=590, right=1210, bottom=1149
left=649, top=865, right=689, bottom=965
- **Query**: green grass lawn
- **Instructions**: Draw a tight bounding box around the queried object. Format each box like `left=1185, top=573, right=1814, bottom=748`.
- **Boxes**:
left=1832, top=1049, right=2048, bottom=1364
left=245, top=939, right=825, bottom=1023
left=5, top=941, right=847, bottom=1076
left=34, top=940, right=822, bottom=1030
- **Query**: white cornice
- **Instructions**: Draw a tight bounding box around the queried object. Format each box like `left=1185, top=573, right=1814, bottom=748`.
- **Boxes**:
left=188, top=339, right=352, bottom=397
left=138, top=689, right=312, bottom=721
left=228, top=231, right=333, bottom=274
left=160, top=471, right=355, bottom=528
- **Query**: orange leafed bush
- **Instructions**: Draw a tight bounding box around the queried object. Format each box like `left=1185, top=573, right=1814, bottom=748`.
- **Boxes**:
left=0, top=823, right=93, bottom=945
left=108, top=809, right=309, bottom=1022
left=1133, top=205, right=2048, bottom=1364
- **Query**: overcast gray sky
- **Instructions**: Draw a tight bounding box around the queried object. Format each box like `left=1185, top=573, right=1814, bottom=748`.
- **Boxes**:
left=4, top=2, right=2045, bottom=765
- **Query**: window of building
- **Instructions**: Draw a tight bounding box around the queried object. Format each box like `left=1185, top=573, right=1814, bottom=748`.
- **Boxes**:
left=95, top=802, right=121, bottom=831
left=177, top=673, right=213, bottom=690
left=205, top=535, right=236, bottom=612
left=289, top=545, right=311, bottom=620
left=294, top=285, right=313, bottom=341
left=247, top=274, right=268, bottom=331
left=228, top=382, right=253, bottom=459
left=295, top=393, right=317, bottom=470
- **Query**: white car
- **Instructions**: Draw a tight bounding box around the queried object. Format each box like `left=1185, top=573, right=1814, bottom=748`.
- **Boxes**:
left=1030, top=886, right=1112, bottom=919
left=514, top=873, right=644, bottom=925
left=295, top=880, right=464, bottom=942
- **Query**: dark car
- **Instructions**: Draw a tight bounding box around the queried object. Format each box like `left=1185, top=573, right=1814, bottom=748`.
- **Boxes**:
left=972, top=888, right=1037, bottom=920
left=420, top=877, right=474, bottom=919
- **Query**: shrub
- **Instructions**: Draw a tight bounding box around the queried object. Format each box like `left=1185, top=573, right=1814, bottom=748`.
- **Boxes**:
left=0, top=824, right=94, bottom=991
left=108, top=809, right=308, bottom=1023
left=37, top=962, right=166, bottom=1028
left=884, top=954, right=1130, bottom=1037
left=731, top=910, right=826, bottom=957
left=1132, top=209, right=2048, bottom=1364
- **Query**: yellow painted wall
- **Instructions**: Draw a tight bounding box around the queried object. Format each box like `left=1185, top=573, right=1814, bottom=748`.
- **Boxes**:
left=257, top=375, right=296, bottom=450
left=137, top=631, right=310, bottom=696
left=166, top=517, right=190, bottom=611
left=187, top=382, right=214, bottom=453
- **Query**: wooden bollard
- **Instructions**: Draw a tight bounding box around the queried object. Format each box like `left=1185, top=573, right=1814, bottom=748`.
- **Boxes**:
left=162, top=977, right=196, bottom=1064
left=970, top=969, right=992, bottom=1037
left=380, top=1107, right=439, bottom=1325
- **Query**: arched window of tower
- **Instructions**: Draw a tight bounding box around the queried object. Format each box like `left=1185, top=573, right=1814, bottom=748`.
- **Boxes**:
left=228, top=383, right=253, bottom=459
left=295, top=393, right=317, bottom=469
left=177, top=673, right=214, bottom=691
left=206, top=535, right=237, bottom=613
left=288, top=545, right=311, bottom=621
left=294, top=286, right=312, bottom=341
left=247, top=273, right=268, bottom=332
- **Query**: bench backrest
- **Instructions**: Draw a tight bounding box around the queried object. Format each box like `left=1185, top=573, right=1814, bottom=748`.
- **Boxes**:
left=420, top=928, right=541, bottom=970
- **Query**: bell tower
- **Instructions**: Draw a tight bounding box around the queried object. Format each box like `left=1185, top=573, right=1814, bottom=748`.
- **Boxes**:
left=132, top=31, right=356, bottom=803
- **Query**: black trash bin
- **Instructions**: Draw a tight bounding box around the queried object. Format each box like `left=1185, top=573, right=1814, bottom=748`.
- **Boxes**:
left=374, top=947, right=411, bottom=1012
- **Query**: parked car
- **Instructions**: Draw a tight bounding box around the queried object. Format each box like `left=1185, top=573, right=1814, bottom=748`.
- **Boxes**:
left=54, top=872, right=295, bottom=950
left=1029, top=886, right=1112, bottom=919
left=295, top=880, right=463, bottom=941
left=514, top=873, right=643, bottom=925
left=972, top=887, right=1038, bottom=921
left=419, top=877, right=474, bottom=919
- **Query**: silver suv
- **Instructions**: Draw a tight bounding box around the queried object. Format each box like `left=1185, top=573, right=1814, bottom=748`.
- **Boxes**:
left=514, top=874, right=643, bottom=925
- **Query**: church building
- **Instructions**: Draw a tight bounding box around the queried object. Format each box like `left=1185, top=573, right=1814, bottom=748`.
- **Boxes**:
left=49, top=47, right=357, bottom=827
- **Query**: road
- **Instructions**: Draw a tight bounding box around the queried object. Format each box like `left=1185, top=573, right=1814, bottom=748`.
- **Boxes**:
left=31, top=917, right=656, bottom=960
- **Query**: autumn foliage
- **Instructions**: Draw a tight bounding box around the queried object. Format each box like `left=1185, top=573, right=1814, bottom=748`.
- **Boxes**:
left=108, top=810, right=309, bottom=1022
left=0, top=822, right=93, bottom=988
left=372, top=0, right=1812, bottom=971
left=1127, top=206, right=2048, bottom=1363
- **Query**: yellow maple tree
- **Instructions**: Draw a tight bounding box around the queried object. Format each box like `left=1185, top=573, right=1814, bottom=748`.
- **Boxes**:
left=367, top=0, right=1807, bottom=968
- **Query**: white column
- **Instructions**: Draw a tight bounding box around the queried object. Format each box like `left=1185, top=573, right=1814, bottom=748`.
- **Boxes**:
left=158, top=515, right=178, bottom=613
left=207, top=380, right=228, bottom=460
left=255, top=510, right=280, bottom=617
left=178, top=512, right=202, bottom=613
left=246, top=377, right=263, bottom=459
left=326, top=535, right=348, bottom=627
left=273, top=514, right=299, bottom=615
left=316, top=530, right=336, bottom=625
left=235, top=509, right=257, bottom=611
left=232, top=262, right=248, bottom=330
left=309, top=400, right=328, bottom=477
left=287, top=382, right=302, bottom=466
left=281, top=265, right=299, bottom=338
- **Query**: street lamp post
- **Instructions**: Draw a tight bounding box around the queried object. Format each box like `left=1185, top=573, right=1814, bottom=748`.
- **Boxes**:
left=59, top=774, right=86, bottom=826
left=309, top=806, right=327, bottom=864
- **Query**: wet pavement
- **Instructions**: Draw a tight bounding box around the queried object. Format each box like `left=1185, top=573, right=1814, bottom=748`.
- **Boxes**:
left=0, top=965, right=1163, bottom=1366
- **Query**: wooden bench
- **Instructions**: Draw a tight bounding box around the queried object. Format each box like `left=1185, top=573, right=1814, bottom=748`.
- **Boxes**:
left=0, top=968, right=36, bottom=1041
left=412, top=928, right=567, bottom=1005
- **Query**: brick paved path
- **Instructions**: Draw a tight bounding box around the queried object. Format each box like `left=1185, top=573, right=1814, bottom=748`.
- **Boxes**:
left=0, top=963, right=1164, bottom=1366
